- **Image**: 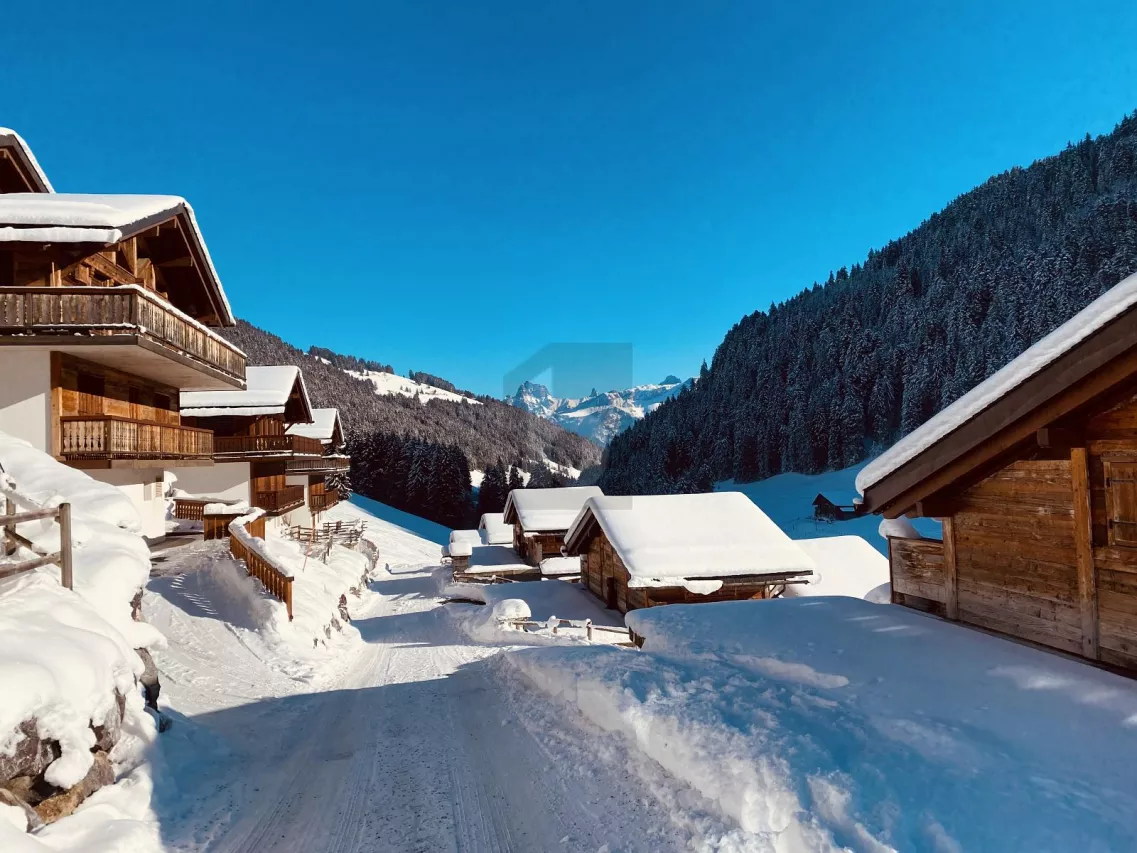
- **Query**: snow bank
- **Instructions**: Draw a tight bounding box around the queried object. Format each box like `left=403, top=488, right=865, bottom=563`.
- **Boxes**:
left=447, top=539, right=473, bottom=558
left=789, top=536, right=889, bottom=600
left=539, top=556, right=580, bottom=576
left=569, top=492, right=815, bottom=587
left=0, top=431, right=157, bottom=651
left=857, top=271, right=1137, bottom=494
left=510, top=597, right=1137, bottom=849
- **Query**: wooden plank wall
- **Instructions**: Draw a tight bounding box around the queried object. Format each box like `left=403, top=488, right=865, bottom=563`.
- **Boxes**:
left=1086, top=394, right=1137, bottom=669
left=889, top=538, right=948, bottom=604
left=952, top=460, right=1082, bottom=655
left=57, top=353, right=180, bottom=424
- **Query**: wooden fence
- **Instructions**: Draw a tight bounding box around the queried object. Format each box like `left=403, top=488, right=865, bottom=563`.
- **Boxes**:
left=228, top=514, right=294, bottom=620
left=1, top=498, right=73, bottom=589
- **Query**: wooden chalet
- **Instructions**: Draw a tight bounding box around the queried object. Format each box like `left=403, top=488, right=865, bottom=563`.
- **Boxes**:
left=859, top=271, right=1137, bottom=673
left=812, top=493, right=859, bottom=521
left=0, top=188, right=245, bottom=538
left=286, top=407, right=351, bottom=514
left=502, top=486, right=604, bottom=565
left=178, top=366, right=322, bottom=518
left=563, top=492, right=815, bottom=613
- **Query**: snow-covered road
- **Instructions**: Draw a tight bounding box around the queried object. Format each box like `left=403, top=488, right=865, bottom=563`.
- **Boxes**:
left=149, top=515, right=690, bottom=853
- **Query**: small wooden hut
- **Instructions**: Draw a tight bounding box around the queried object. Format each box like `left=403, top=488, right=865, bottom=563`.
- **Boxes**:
left=502, top=486, right=604, bottom=565
left=563, top=492, right=814, bottom=613
left=859, top=271, right=1137, bottom=673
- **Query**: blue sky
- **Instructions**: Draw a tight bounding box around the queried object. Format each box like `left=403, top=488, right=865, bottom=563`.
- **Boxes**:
left=4, top=1, right=1137, bottom=397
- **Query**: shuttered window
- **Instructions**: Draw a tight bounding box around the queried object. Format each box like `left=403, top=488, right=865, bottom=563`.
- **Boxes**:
left=1106, top=460, right=1137, bottom=547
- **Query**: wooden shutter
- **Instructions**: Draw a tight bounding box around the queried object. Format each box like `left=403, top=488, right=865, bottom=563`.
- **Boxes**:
left=1106, top=460, right=1137, bottom=547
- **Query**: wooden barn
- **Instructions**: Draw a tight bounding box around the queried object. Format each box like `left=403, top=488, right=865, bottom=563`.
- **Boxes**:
left=502, top=485, right=603, bottom=565
left=859, top=271, right=1137, bottom=673
left=563, top=492, right=814, bottom=613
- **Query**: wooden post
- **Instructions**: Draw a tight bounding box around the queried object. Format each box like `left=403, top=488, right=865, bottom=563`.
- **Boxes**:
left=942, top=517, right=958, bottom=621
left=1071, top=446, right=1099, bottom=660
left=58, top=502, right=73, bottom=590
left=4, top=497, right=14, bottom=557
left=284, top=578, right=294, bottom=622
left=586, top=619, right=592, bottom=642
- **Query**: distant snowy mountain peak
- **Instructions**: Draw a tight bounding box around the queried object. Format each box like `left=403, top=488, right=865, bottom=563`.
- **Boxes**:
left=508, top=376, right=691, bottom=445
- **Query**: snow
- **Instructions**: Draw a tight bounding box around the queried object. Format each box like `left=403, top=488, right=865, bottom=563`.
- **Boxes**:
left=180, top=365, right=310, bottom=417
left=879, top=516, right=923, bottom=540
left=857, top=270, right=1137, bottom=494
left=285, top=408, right=341, bottom=443
left=512, top=595, right=1137, bottom=850
left=491, top=598, right=531, bottom=621
left=0, top=128, right=53, bottom=193
left=790, top=536, right=890, bottom=600
left=344, top=368, right=482, bottom=405
left=478, top=512, right=513, bottom=545
left=202, top=501, right=249, bottom=515
left=0, top=432, right=161, bottom=850
left=504, top=485, right=603, bottom=532
left=456, top=542, right=531, bottom=576
left=718, top=462, right=940, bottom=554
left=509, top=378, right=690, bottom=445
left=447, top=539, right=473, bottom=558
left=540, top=556, right=580, bottom=576
left=568, top=492, right=815, bottom=587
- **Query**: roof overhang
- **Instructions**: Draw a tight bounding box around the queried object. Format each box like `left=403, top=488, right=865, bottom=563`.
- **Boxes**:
left=0, top=129, right=52, bottom=193
left=863, top=304, right=1137, bottom=518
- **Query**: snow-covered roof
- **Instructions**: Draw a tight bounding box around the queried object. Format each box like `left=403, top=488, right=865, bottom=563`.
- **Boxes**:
left=857, top=271, right=1137, bottom=495
left=566, top=492, right=815, bottom=586
left=503, top=486, right=605, bottom=532
left=0, top=127, right=52, bottom=192
left=181, top=365, right=313, bottom=419
left=286, top=408, right=342, bottom=444
left=0, top=193, right=235, bottom=325
left=478, top=512, right=513, bottom=545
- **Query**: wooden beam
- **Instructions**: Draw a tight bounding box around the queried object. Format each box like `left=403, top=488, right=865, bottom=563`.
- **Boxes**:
left=1071, top=446, right=1099, bottom=660
left=1037, top=427, right=1082, bottom=450
left=83, top=251, right=140, bottom=286
left=121, top=237, right=139, bottom=276
left=942, top=517, right=958, bottom=620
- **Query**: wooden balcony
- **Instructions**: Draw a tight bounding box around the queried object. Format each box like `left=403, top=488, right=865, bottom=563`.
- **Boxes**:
left=214, top=434, right=325, bottom=457
left=254, top=485, right=306, bottom=515
left=60, top=415, right=213, bottom=463
left=0, top=286, right=245, bottom=388
left=309, top=488, right=341, bottom=514
left=285, top=454, right=351, bottom=474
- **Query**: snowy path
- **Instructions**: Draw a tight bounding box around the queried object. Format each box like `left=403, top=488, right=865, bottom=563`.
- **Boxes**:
left=151, top=527, right=687, bottom=852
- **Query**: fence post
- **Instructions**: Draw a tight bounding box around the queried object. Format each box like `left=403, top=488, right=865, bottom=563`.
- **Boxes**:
left=58, top=502, right=73, bottom=590
left=285, top=578, right=294, bottom=621
left=586, top=619, right=592, bottom=642
left=4, top=497, right=14, bottom=557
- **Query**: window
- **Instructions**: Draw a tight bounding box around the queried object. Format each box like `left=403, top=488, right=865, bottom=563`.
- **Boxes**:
left=1105, top=459, right=1137, bottom=547
left=154, top=393, right=171, bottom=411
left=76, top=373, right=105, bottom=415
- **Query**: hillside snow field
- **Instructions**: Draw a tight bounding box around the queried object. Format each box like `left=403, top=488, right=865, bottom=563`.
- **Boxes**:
left=718, top=462, right=941, bottom=554
left=509, top=376, right=689, bottom=445
left=345, top=368, right=481, bottom=406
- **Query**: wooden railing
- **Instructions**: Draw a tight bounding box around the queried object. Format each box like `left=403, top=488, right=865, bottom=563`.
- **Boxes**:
left=309, top=488, right=340, bottom=513
left=1, top=498, right=72, bottom=589
left=173, top=498, right=207, bottom=520
left=254, top=485, right=305, bottom=514
left=228, top=513, right=294, bottom=620
left=0, top=286, right=245, bottom=382
left=214, top=434, right=324, bottom=456
left=286, top=455, right=351, bottom=473
left=60, top=415, right=213, bottom=460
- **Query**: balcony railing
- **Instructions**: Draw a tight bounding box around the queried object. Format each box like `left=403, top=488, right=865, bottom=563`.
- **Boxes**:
left=253, top=485, right=306, bottom=515
left=60, top=416, right=213, bottom=460
left=285, top=455, right=351, bottom=473
left=214, top=434, right=325, bottom=457
left=309, top=488, right=340, bottom=513
left=0, top=285, right=245, bottom=384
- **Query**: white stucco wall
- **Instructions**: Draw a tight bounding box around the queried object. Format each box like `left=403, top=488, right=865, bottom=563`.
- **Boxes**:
left=0, top=350, right=51, bottom=451
left=168, top=462, right=251, bottom=504
left=285, top=474, right=314, bottom=528
left=88, top=467, right=168, bottom=539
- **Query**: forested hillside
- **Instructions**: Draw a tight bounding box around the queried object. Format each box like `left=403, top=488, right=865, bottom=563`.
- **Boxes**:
left=220, top=321, right=601, bottom=525
left=601, top=113, right=1137, bottom=495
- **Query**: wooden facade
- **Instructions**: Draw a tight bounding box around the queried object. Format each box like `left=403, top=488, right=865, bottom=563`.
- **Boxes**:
left=512, top=525, right=563, bottom=566
left=573, top=526, right=798, bottom=614
left=862, top=286, right=1137, bottom=674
